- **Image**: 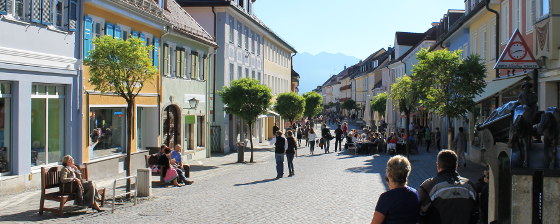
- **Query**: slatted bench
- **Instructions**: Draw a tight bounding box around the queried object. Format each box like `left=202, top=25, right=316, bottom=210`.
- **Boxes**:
left=39, top=165, right=106, bottom=216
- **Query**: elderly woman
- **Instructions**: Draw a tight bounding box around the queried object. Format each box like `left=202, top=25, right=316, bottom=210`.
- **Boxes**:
left=371, top=155, right=419, bottom=224
left=60, top=155, right=103, bottom=212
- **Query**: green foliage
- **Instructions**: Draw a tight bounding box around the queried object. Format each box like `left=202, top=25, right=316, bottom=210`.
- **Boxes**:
left=371, top=92, right=387, bottom=114
left=275, top=92, right=305, bottom=122
left=303, top=92, right=323, bottom=118
left=219, top=78, right=273, bottom=124
left=389, top=76, right=418, bottom=114
left=84, top=36, right=157, bottom=101
left=342, top=99, right=358, bottom=111
left=412, top=49, right=487, bottom=118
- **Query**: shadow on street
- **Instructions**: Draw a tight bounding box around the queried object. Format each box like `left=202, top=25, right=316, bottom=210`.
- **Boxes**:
left=233, top=178, right=278, bottom=186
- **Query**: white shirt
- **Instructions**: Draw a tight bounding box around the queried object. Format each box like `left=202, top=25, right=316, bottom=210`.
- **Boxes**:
left=269, top=136, right=288, bottom=150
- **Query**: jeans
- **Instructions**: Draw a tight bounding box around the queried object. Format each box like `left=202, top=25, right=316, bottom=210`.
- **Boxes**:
left=309, top=140, right=315, bottom=154
left=176, top=168, right=188, bottom=184
left=286, top=153, right=295, bottom=174
left=325, top=139, right=331, bottom=153
left=275, top=153, right=284, bottom=178
left=334, top=138, right=342, bottom=151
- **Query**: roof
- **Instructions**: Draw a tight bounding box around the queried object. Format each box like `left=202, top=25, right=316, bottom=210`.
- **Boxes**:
left=178, top=0, right=297, bottom=53
left=351, top=48, right=392, bottom=79
left=111, top=0, right=168, bottom=23
left=432, top=2, right=488, bottom=51
left=394, top=27, right=436, bottom=62
left=164, top=0, right=218, bottom=47
left=395, top=32, right=427, bottom=46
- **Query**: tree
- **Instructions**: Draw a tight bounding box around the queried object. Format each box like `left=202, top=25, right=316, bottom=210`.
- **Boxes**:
left=389, top=76, right=419, bottom=157
left=371, top=92, right=387, bottom=122
left=412, top=48, right=486, bottom=149
left=342, top=99, right=358, bottom=116
left=275, top=92, right=305, bottom=125
left=84, top=36, right=158, bottom=192
left=219, top=78, right=272, bottom=163
left=303, top=92, right=323, bottom=119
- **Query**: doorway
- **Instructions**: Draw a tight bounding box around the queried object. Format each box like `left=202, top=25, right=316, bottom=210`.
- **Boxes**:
left=163, top=105, right=180, bottom=147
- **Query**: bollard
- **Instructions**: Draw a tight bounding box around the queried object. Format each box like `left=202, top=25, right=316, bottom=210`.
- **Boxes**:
left=136, top=168, right=152, bottom=197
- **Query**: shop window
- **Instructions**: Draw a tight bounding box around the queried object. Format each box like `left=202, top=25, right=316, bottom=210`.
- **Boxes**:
left=31, top=84, right=65, bottom=166
left=0, top=83, right=11, bottom=175
left=89, top=108, right=126, bottom=158
left=197, top=116, right=205, bottom=147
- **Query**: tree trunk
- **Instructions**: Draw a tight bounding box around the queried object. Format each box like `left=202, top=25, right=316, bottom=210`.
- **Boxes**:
left=125, top=99, right=134, bottom=194
left=447, top=117, right=453, bottom=151
left=249, top=121, right=254, bottom=163
left=405, top=111, right=411, bottom=158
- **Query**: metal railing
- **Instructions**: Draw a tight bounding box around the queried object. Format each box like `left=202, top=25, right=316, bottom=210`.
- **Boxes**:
left=112, top=176, right=138, bottom=213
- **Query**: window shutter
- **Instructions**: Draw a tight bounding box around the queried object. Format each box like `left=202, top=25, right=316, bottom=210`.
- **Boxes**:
left=105, top=23, right=114, bottom=37
left=31, top=0, right=42, bottom=23
left=114, top=26, right=121, bottom=39
left=41, top=0, right=53, bottom=25
left=84, top=16, right=93, bottom=59
left=0, top=0, right=7, bottom=15
left=68, top=0, right=78, bottom=31
left=153, top=38, right=159, bottom=68
left=139, top=33, right=145, bottom=42
left=131, top=30, right=139, bottom=38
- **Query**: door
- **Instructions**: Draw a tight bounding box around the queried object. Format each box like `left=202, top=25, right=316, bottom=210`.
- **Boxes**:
left=163, top=105, right=180, bottom=147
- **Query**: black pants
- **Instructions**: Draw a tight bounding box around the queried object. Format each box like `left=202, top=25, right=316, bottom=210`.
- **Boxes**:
left=334, top=138, right=342, bottom=152
left=436, top=140, right=441, bottom=151
left=309, top=140, right=315, bottom=154
left=426, top=140, right=431, bottom=152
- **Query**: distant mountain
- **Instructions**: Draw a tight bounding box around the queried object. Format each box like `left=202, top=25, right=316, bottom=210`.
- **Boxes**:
left=293, top=52, right=360, bottom=93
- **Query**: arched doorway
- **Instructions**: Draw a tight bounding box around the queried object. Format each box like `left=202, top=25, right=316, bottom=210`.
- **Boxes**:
left=163, top=105, right=180, bottom=147
left=498, top=152, right=511, bottom=223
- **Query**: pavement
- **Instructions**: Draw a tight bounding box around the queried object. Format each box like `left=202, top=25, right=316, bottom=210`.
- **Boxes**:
left=0, top=125, right=484, bottom=224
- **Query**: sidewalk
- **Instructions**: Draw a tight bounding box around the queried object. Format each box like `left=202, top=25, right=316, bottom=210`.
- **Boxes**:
left=0, top=142, right=276, bottom=222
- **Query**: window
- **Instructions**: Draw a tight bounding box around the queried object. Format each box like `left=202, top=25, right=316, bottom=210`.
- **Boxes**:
left=94, top=22, right=102, bottom=38
left=229, top=16, right=234, bottom=43
left=258, top=72, right=261, bottom=83
left=55, top=0, right=63, bottom=27
left=251, top=31, right=255, bottom=53
left=490, top=19, right=497, bottom=59
left=245, top=28, right=249, bottom=50
left=68, top=0, right=77, bottom=31
left=245, top=68, right=249, bottom=79
left=14, top=0, right=25, bottom=18
left=539, top=0, right=549, bottom=18
left=176, top=48, right=185, bottom=78
left=238, top=66, right=242, bottom=79
left=202, top=55, right=208, bottom=81
left=0, top=83, right=11, bottom=175
left=122, top=31, right=128, bottom=40
left=190, top=51, right=199, bottom=80
left=229, top=63, right=235, bottom=84
left=31, top=85, right=65, bottom=166
left=196, top=116, right=204, bottom=147
left=163, top=44, right=170, bottom=76
left=480, top=26, right=487, bottom=60
left=237, top=22, right=242, bottom=47
left=501, top=1, right=509, bottom=44
left=89, top=107, right=126, bottom=158
left=252, top=71, right=255, bottom=80
left=256, top=35, right=260, bottom=55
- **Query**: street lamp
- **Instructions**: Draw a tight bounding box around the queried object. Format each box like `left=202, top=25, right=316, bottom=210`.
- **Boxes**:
left=184, top=97, right=199, bottom=109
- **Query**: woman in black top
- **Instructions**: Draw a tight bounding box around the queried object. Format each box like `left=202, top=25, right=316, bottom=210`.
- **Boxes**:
left=296, top=128, right=303, bottom=147
left=285, top=130, right=297, bottom=177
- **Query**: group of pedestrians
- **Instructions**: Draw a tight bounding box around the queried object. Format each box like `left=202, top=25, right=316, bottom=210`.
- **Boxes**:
left=270, top=130, right=298, bottom=179
left=371, top=150, right=485, bottom=224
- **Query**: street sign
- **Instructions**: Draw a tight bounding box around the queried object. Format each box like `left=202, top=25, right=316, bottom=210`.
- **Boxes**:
left=494, top=29, right=540, bottom=69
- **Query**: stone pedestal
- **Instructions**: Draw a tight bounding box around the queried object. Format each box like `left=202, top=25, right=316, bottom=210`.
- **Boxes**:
left=136, top=168, right=152, bottom=197
left=511, top=175, right=532, bottom=224
left=543, top=176, right=560, bottom=224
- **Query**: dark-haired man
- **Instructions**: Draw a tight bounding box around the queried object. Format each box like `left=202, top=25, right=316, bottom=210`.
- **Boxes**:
left=417, top=150, right=478, bottom=224
left=270, top=131, right=287, bottom=179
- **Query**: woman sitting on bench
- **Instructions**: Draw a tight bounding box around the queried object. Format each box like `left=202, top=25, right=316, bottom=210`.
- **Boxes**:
left=60, top=155, right=103, bottom=212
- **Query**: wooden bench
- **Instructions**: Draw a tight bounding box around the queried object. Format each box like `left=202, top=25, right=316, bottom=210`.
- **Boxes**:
left=39, top=165, right=106, bottom=216
left=145, top=154, right=164, bottom=183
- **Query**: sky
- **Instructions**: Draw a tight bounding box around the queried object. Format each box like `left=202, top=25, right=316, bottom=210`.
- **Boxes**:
left=253, top=0, right=466, bottom=59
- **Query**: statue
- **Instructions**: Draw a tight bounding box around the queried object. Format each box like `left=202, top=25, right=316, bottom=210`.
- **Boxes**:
left=509, top=81, right=538, bottom=168
left=537, top=107, right=560, bottom=169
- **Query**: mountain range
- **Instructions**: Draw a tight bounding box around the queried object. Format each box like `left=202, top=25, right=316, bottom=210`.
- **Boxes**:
left=293, top=52, right=360, bottom=93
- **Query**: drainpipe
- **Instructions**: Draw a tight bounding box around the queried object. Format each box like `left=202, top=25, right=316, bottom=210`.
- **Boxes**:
left=212, top=6, right=217, bottom=122
left=485, top=0, right=500, bottom=78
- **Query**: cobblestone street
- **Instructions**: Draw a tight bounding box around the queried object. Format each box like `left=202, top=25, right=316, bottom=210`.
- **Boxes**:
left=0, top=132, right=483, bottom=224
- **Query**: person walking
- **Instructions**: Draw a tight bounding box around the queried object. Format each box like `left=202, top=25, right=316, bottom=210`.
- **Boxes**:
left=334, top=125, right=343, bottom=152
left=424, top=127, right=431, bottom=152
left=286, top=131, right=297, bottom=177
left=296, top=128, right=303, bottom=147
left=435, top=128, right=441, bottom=151
left=321, top=124, right=332, bottom=153
left=453, top=127, right=468, bottom=167
left=308, top=128, right=317, bottom=155
left=371, top=155, right=420, bottom=224
left=417, top=150, right=478, bottom=224
left=269, top=131, right=288, bottom=179
left=272, top=123, right=279, bottom=138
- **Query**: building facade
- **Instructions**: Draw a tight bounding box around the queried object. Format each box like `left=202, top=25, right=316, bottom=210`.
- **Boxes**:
left=0, top=0, right=82, bottom=193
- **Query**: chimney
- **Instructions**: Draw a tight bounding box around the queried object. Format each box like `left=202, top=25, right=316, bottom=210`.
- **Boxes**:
left=344, top=65, right=347, bottom=70
left=431, top=22, right=440, bottom=27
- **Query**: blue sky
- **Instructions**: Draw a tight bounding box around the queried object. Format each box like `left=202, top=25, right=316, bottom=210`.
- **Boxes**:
left=254, top=0, right=465, bottom=59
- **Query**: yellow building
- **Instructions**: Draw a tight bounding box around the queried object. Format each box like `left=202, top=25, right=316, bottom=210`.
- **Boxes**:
left=82, top=0, right=167, bottom=179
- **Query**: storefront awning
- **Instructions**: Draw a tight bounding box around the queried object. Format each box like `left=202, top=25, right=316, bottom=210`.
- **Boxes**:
left=258, top=110, right=279, bottom=119
left=474, top=75, right=528, bottom=103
